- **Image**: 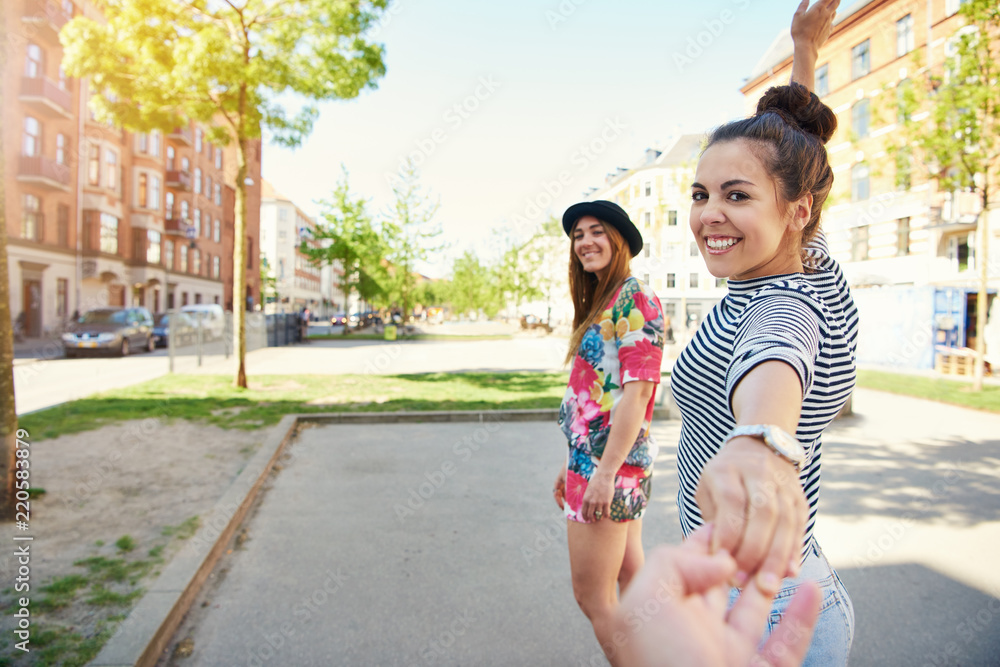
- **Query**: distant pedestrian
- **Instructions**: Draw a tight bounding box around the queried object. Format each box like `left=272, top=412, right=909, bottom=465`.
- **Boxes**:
left=553, top=199, right=666, bottom=664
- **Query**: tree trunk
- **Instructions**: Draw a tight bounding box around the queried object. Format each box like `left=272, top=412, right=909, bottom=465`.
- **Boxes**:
left=233, top=137, right=249, bottom=388
left=0, top=7, right=19, bottom=517
left=972, top=195, right=990, bottom=391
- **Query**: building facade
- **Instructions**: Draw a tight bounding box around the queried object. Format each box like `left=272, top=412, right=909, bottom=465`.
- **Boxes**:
left=742, top=0, right=999, bottom=366
left=584, top=135, right=728, bottom=337
left=259, top=180, right=331, bottom=316
left=3, top=0, right=262, bottom=338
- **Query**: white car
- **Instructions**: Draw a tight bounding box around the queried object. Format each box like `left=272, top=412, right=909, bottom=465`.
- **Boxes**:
left=181, top=304, right=226, bottom=341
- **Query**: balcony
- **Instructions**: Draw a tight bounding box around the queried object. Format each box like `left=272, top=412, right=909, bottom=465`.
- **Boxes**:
left=165, top=211, right=193, bottom=238
left=165, top=169, right=192, bottom=191
left=18, top=155, right=71, bottom=191
left=168, top=127, right=193, bottom=146
left=21, top=0, right=71, bottom=41
left=20, top=76, right=73, bottom=118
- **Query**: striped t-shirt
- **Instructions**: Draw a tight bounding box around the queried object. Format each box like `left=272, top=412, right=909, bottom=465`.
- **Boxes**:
left=670, top=234, right=858, bottom=554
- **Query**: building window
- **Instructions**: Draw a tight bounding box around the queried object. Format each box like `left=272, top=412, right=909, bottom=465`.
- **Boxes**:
left=644, top=181, right=652, bottom=197
left=137, top=133, right=148, bottom=154
left=167, top=146, right=175, bottom=170
left=106, top=149, right=118, bottom=191
left=165, top=240, right=174, bottom=270
left=25, top=43, right=43, bottom=78
left=150, top=175, right=160, bottom=210
left=816, top=64, right=829, bottom=97
left=204, top=212, right=211, bottom=238
left=215, top=149, right=223, bottom=169
left=214, top=219, right=221, bottom=243
left=166, top=191, right=175, bottom=216
left=644, top=211, right=651, bottom=226
left=150, top=131, right=161, bottom=157
left=57, top=278, right=68, bottom=319
left=896, top=14, right=914, bottom=57
left=667, top=210, right=678, bottom=226
left=182, top=156, right=190, bottom=172
left=147, top=230, right=161, bottom=264
left=851, top=163, right=870, bottom=202
left=57, top=204, right=69, bottom=246
left=896, top=217, right=910, bottom=257
left=193, top=209, right=201, bottom=236
left=88, top=143, right=100, bottom=185
left=666, top=273, right=676, bottom=288
left=22, top=194, right=41, bottom=241
left=689, top=273, right=699, bottom=289
left=206, top=175, right=212, bottom=199
left=643, top=243, right=651, bottom=258
left=100, top=213, right=118, bottom=254
left=179, top=244, right=188, bottom=272
left=56, top=133, right=66, bottom=164
left=138, top=173, right=148, bottom=208
left=851, top=39, right=870, bottom=80
left=194, top=167, right=202, bottom=194
left=690, top=241, right=699, bottom=257
left=213, top=256, right=221, bottom=279
left=193, top=249, right=201, bottom=275
left=715, top=277, right=727, bottom=288
left=23, top=117, right=41, bottom=156
left=851, top=225, right=869, bottom=262
left=247, top=238, right=254, bottom=268
left=214, top=184, right=221, bottom=205
left=851, top=99, right=870, bottom=139
left=195, top=128, right=203, bottom=153
left=946, top=0, right=969, bottom=16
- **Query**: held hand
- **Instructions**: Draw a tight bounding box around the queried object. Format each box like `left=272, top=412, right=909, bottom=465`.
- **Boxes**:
left=790, top=0, right=840, bottom=57
left=553, top=466, right=567, bottom=510
left=695, top=437, right=808, bottom=584
left=581, top=471, right=615, bottom=522
left=615, top=525, right=820, bottom=667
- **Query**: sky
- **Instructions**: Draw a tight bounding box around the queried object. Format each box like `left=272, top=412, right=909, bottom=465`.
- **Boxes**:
left=261, top=0, right=805, bottom=278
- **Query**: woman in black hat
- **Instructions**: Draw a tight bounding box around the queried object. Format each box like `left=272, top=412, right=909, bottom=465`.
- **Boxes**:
left=553, top=200, right=666, bottom=662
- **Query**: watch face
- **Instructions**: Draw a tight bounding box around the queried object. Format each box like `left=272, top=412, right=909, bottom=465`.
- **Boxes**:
left=767, top=426, right=800, bottom=451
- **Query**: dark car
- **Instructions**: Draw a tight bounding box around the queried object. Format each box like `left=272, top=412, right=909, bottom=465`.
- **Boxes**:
left=330, top=312, right=347, bottom=326
left=62, top=307, right=155, bottom=357
left=152, top=312, right=199, bottom=348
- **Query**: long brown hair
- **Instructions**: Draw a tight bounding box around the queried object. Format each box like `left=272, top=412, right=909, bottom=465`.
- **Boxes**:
left=565, top=220, right=633, bottom=365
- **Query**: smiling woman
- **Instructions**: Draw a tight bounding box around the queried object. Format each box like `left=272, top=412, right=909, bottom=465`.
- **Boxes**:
left=671, top=81, right=859, bottom=665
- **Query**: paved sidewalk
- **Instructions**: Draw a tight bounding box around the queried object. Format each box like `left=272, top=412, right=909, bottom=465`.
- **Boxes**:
left=160, top=389, right=1000, bottom=666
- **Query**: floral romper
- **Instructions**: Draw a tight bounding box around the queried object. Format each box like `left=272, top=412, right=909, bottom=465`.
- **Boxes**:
left=558, top=276, right=665, bottom=523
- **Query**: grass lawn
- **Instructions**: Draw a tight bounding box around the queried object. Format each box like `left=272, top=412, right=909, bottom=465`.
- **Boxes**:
left=306, top=333, right=514, bottom=341
left=17, top=372, right=568, bottom=440
left=856, top=369, right=1000, bottom=413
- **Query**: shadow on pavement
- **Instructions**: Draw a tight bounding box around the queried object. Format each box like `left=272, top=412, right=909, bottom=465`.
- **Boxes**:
left=839, top=562, right=1000, bottom=667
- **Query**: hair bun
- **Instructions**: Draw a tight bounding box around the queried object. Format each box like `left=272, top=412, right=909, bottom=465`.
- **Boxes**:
left=755, top=82, right=837, bottom=144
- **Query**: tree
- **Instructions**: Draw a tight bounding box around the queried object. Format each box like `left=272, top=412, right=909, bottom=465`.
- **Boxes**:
left=382, top=160, right=442, bottom=321
left=259, top=257, right=278, bottom=309
left=300, top=167, right=387, bottom=328
left=897, top=0, right=1000, bottom=390
left=0, top=7, right=19, bottom=516
left=61, top=0, right=388, bottom=387
left=493, top=230, right=543, bottom=320
left=449, top=251, right=494, bottom=318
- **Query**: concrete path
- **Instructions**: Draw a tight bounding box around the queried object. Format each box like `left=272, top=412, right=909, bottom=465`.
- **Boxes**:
left=162, top=389, right=1000, bottom=666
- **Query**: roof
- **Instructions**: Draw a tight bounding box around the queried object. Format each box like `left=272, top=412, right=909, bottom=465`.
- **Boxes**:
left=260, top=179, right=291, bottom=202
left=746, top=0, right=875, bottom=82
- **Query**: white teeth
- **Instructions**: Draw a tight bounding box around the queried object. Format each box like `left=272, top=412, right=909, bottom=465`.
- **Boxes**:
left=706, top=237, right=738, bottom=250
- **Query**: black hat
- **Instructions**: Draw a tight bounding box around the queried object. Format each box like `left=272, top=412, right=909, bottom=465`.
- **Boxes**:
left=562, top=200, right=643, bottom=258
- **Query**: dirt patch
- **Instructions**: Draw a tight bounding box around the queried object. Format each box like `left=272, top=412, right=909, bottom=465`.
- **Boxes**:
left=0, top=419, right=264, bottom=665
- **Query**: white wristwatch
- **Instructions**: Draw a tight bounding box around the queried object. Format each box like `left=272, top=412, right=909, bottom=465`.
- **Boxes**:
left=724, top=425, right=806, bottom=471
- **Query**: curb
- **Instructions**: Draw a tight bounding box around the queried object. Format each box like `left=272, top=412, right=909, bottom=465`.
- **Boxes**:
left=89, top=407, right=677, bottom=666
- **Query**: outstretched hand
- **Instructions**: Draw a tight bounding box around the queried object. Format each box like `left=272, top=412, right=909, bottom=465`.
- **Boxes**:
left=614, top=525, right=820, bottom=667
left=791, top=0, right=840, bottom=56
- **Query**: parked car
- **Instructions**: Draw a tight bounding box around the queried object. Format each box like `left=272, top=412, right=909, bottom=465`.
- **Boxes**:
left=152, top=312, right=199, bottom=348
left=181, top=304, right=226, bottom=341
left=62, top=307, right=155, bottom=357
left=330, top=312, right=347, bottom=326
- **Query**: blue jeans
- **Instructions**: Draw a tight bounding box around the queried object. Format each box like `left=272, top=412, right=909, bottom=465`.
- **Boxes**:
left=728, top=538, right=854, bottom=666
